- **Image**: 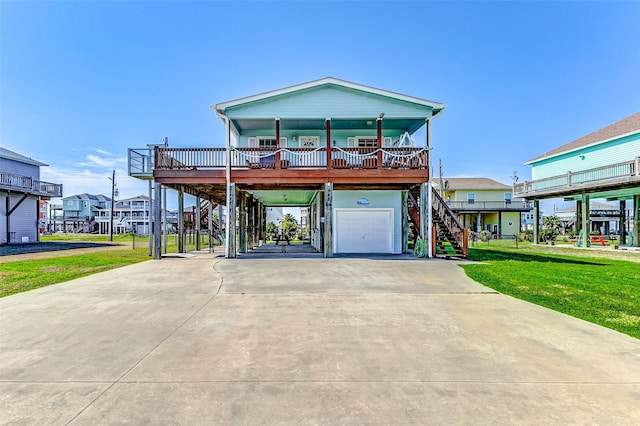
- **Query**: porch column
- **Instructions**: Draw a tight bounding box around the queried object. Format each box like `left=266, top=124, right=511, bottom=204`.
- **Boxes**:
left=323, top=183, right=333, bottom=258
left=195, top=197, right=201, bottom=251
left=163, top=186, right=168, bottom=254
left=248, top=196, right=255, bottom=250
left=581, top=193, right=590, bottom=247
left=633, top=195, right=640, bottom=247
left=376, top=115, right=383, bottom=169
left=218, top=203, right=224, bottom=247
left=402, top=190, right=409, bottom=254
left=576, top=199, right=582, bottom=234
left=178, top=189, right=184, bottom=253
left=326, top=119, right=332, bottom=169
left=619, top=200, right=627, bottom=244
left=275, top=118, right=281, bottom=169
left=419, top=182, right=431, bottom=258
left=208, top=200, right=213, bottom=252
left=425, top=118, right=432, bottom=170
left=148, top=181, right=153, bottom=256
left=153, top=182, right=162, bottom=259
left=533, top=200, right=540, bottom=244
left=226, top=183, right=237, bottom=258
left=498, top=211, right=502, bottom=238
left=476, top=212, right=482, bottom=233
left=239, top=191, right=247, bottom=253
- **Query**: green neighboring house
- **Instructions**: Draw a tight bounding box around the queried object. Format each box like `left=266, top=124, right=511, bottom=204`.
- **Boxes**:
left=435, top=178, right=531, bottom=237
left=515, top=112, right=640, bottom=246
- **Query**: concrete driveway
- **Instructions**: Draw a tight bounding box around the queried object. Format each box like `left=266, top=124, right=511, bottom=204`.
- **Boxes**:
left=1, top=251, right=639, bottom=425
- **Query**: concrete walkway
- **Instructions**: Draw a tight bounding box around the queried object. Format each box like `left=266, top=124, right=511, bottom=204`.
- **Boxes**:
left=1, top=251, right=639, bottom=425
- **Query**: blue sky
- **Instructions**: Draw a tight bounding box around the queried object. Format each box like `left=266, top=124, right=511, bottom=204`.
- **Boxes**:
left=2, top=1, right=639, bottom=212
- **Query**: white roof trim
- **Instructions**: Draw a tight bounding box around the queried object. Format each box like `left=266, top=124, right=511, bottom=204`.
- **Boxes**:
left=215, top=77, right=445, bottom=114
left=525, top=128, right=640, bottom=165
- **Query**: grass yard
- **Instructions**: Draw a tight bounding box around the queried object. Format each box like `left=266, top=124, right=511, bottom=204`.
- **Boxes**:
left=0, top=248, right=151, bottom=297
left=462, top=247, right=640, bottom=339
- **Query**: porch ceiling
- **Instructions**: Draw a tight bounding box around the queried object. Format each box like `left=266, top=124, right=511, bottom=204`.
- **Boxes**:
left=232, top=118, right=426, bottom=134
left=563, top=187, right=640, bottom=201
left=248, top=189, right=317, bottom=206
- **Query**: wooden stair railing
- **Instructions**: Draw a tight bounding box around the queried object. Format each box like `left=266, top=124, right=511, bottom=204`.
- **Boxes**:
left=431, top=187, right=468, bottom=257
left=406, top=187, right=468, bottom=258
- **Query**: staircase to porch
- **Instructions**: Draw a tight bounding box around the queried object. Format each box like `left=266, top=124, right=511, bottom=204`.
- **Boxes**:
left=408, top=187, right=468, bottom=258
left=183, top=199, right=224, bottom=244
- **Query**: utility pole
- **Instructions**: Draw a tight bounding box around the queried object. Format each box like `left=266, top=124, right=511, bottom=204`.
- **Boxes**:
left=439, top=159, right=444, bottom=197
left=109, top=169, right=115, bottom=242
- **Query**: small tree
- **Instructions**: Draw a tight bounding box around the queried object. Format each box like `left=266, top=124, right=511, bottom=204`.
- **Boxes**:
left=266, top=221, right=278, bottom=241
left=541, top=215, right=561, bottom=243
left=281, top=213, right=298, bottom=240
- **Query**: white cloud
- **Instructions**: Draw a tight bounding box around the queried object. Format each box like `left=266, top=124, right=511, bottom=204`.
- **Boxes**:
left=40, top=166, right=149, bottom=204
left=82, top=154, right=126, bottom=168
left=88, top=147, right=114, bottom=156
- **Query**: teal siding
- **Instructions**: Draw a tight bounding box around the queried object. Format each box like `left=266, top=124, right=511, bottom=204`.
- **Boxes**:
left=531, top=134, right=640, bottom=180
left=239, top=128, right=406, bottom=148
left=332, top=190, right=402, bottom=254
left=226, top=85, right=433, bottom=120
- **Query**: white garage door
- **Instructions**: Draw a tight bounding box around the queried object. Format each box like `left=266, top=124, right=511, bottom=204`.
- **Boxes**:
left=334, top=209, right=394, bottom=254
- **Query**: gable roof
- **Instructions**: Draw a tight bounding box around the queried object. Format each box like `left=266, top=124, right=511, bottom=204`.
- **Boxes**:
left=214, top=77, right=445, bottom=116
left=0, top=146, right=48, bottom=167
left=63, top=193, right=110, bottom=202
left=434, top=177, right=512, bottom=191
left=526, top=112, right=640, bottom=164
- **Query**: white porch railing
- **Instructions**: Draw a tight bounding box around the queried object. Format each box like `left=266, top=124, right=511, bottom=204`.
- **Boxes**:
left=514, top=158, right=639, bottom=197
left=0, top=171, right=63, bottom=197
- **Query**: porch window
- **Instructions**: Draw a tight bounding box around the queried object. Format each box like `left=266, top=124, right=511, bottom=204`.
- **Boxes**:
left=347, top=136, right=393, bottom=148
left=467, top=193, right=475, bottom=205
left=505, top=193, right=512, bottom=205
left=248, top=137, right=287, bottom=148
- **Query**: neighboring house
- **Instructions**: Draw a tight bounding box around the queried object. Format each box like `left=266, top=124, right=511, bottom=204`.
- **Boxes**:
left=95, top=195, right=150, bottom=235
left=515, top=112, right=640, bottom=246
left=61, top=193, right=111, bottom=233
left=129, top=77, right=466, bottom=258
left=554, top=201, right=627, bottom=235
left=47, top=203, right=64, bottom=233
left=0, top=147, right=62, bottom=244
left=521, top=211, right=535, bottom=231
left=434, top=178, right=532, bottom=237
left=266, top=207, right=284, bottom=226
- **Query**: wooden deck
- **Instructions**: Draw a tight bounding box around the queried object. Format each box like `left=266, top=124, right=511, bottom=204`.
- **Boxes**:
left=134, top=147, right=432, bottom=202
left=513, top=159, right=640, bottom=199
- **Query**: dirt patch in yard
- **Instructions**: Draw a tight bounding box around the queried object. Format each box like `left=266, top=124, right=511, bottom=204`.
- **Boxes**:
left=0, top=242, right=133, bottom=263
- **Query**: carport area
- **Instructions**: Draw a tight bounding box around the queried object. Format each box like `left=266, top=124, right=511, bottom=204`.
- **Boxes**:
left=1, top=251, right=639, bottom=424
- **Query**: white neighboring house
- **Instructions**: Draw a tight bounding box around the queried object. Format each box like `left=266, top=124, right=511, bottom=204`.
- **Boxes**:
left=266, top=207, right=284, bottom=227
left=95, top=195, right=151, bottom=235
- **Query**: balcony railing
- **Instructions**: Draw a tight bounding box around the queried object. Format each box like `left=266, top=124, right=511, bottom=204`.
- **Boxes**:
left=513, top=158, right=639, bottom=197
left=0, top=171, right=63, bottom=197
left=447, top=201, right=533, bottom=211
left=152, top=146, right=430, bottom=171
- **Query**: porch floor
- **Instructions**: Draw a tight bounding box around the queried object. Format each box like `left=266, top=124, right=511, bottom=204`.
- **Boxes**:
left=243, top=242, right=321, bottom=258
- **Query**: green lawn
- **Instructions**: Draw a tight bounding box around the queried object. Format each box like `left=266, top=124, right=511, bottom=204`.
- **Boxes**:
left=461, top=247, right=640, bottom=339
left=1, top=248, right=152, bottom=297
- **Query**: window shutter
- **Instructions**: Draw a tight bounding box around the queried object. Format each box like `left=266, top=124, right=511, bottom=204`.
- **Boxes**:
left=383, top=137, right=392, bottom=147
left=347, top=137, right=356, bottom=148
left=279, top=137, right=287, bottom=147
left=248, top=137, right=258, bottom=148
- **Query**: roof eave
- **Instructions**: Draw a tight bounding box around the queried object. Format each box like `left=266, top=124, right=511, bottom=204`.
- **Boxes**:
left=214, top=77, right=445, bottom=114
left=525, top=128, right=640, bottom=165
